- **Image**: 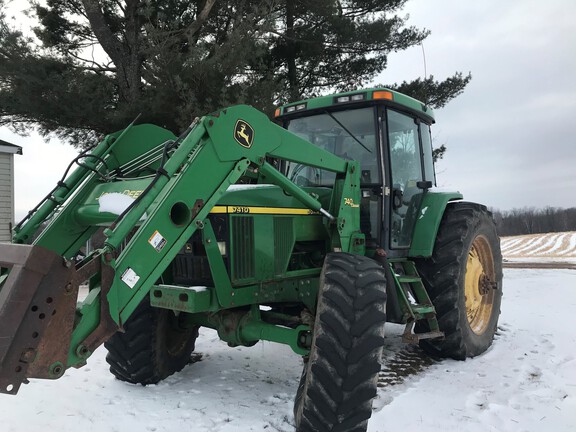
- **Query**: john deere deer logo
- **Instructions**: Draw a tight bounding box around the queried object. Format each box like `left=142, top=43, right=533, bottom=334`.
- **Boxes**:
left=234, top=120, right=254, bottom=148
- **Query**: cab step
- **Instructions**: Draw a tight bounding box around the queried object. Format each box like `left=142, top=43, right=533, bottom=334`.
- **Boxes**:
left=387, top=258, right=444, bottom=344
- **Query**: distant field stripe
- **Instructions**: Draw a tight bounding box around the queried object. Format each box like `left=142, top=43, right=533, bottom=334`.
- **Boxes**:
left=506, top=235, right=547, bottom=256
left=542, top=233, right=569, bottom=255
left=530, top=233, right=563, bottom=255
left=559, top=233, right=576, bottom=256
left=501, top=237, right=524, bottom=252
left=501, top=231, right=576, bottom=258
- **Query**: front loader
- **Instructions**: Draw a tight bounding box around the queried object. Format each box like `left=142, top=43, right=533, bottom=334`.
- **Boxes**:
left=0, top=88, right=502, bottom=431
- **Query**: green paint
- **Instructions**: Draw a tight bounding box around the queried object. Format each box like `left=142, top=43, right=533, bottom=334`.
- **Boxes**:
left=150, top=285, right=216, bottom=312
left=408, top=192, right=464, bottom=257
left=67, top=287, right=101, bottom=367
left=191, top=308, right=311, bottom=356
left=277, top=87, right=435, bottom=124
left=2, top=89, right=467, bottom=385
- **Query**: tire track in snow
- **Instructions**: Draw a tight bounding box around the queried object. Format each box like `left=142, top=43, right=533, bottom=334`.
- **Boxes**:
left=378, top=345, right=438, bottom=387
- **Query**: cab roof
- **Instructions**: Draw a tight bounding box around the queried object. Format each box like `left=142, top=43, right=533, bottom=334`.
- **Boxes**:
left=276, top=87, right=435, bottom=123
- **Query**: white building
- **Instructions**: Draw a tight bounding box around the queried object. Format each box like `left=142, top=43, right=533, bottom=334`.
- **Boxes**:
left=0, top=140, right=22, bottom=242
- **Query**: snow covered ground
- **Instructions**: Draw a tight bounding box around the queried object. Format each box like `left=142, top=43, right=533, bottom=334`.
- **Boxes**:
left=1, top=267, right=574, bottom=431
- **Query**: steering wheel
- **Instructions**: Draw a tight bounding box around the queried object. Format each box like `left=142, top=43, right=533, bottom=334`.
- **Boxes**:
left=290, top=164, right=321, bottom=186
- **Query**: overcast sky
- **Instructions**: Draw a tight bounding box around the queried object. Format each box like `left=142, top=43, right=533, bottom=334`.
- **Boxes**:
left=376, top=0, right=576, bottom=211
left=2, top=0, right=575, bottom=221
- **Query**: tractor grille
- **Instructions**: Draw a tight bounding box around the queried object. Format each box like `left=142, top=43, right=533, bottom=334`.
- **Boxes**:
left=232, top=216, right=255, bottom=280
left=274, top=217, right=294, bottom=275
left=170, top=215, right=228, bottom=286
left=172, top=251, right=212, bottom=285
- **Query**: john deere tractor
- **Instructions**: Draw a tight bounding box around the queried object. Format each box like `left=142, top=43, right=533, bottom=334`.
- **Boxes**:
left=0, top=88, right=502, bottom=431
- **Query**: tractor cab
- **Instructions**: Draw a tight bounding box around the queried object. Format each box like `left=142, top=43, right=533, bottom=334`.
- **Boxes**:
left=276, top=88, right=437, bottom=255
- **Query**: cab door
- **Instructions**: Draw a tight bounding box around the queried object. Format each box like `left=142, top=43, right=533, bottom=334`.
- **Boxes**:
left=385, top=109, right=434, bottom=249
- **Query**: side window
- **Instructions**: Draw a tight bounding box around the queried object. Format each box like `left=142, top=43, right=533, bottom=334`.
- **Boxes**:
left=420, top=123, right=436, bottom=184
left=388, top=110, right=422, bottom=191
left=387, top=110, right=425, bottom=249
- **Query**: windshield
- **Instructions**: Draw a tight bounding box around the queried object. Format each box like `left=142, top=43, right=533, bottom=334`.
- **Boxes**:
left=286, top=107, right=379, bottom=186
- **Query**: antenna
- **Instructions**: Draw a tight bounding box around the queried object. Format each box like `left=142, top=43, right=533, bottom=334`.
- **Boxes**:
left=420, top=42, right=429, bottom=105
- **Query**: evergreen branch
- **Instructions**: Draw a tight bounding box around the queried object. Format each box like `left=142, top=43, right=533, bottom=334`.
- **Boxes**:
left=80, top=0, right=124, bottom=63
left=185, top=0, right=217, bottom=42
left=67, top=50, right=113, bottom=71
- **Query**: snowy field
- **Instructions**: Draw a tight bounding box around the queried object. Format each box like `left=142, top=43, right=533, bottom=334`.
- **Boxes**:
left=501, top=231, right=576, bottom=266
left=1, top=266, right=574, bottom=432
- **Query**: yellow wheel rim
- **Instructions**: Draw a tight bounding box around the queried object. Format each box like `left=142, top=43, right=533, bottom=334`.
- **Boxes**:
left=464, top=235, right=496, bottom=335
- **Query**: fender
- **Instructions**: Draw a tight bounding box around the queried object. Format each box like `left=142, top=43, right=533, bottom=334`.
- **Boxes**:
left=408, top=191, right=464, bottom=257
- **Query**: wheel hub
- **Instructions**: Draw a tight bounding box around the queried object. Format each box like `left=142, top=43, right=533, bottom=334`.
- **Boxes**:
left=464, top=235, right=496, bottom=335
left=478, top=274, right=493, bottom=296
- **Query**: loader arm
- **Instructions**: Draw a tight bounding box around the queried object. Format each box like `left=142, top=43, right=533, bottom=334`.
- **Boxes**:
left=0, top=105, right=362, bottom=394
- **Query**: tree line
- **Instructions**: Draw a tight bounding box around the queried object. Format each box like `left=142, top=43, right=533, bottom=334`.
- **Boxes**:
left=491, top=207, right=576, bottom=237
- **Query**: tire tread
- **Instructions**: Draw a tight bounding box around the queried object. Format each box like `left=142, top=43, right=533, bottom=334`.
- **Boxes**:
left=295, top=253, right=387, bottom=432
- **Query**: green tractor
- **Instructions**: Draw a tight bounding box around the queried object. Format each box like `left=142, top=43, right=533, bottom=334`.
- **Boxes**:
left=0, top=88, right=502, bottom=431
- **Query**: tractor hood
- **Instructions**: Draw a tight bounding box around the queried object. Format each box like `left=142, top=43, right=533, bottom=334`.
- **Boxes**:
left=74, top=183, right=333, bottom=226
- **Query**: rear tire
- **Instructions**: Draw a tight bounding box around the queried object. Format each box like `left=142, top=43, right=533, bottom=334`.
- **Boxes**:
left=294, top=253, right=387, bottom=432
left=105, top=299, right=199, bottom=384
left=415, top=202, right=503, bottom=359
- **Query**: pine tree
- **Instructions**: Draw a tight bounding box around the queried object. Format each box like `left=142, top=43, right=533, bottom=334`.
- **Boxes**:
left=0, top=0, right=470, bottom=146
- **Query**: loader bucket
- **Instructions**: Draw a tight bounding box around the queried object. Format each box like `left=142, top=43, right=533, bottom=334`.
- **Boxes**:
left=0, top=244, right=80, bottom=395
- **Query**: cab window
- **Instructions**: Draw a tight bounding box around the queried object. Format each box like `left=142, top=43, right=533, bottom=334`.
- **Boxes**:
left=286, top=107, right=378, bottom=186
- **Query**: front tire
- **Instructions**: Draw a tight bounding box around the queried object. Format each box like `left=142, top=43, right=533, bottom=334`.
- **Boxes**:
left=105, top=299, right=199, bottom=385
left=415, top=202, right=503, bottom=359
left=294, top=253, right=387, bottom=432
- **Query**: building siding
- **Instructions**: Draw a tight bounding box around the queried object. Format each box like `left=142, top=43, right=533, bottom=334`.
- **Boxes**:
left=0, top=153, right=14, bottom=242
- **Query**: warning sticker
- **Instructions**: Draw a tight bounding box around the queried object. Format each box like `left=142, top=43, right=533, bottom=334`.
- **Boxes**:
left=121, top=267, right=140, bottom=289
left=148, top=230, right=167, bottom=252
